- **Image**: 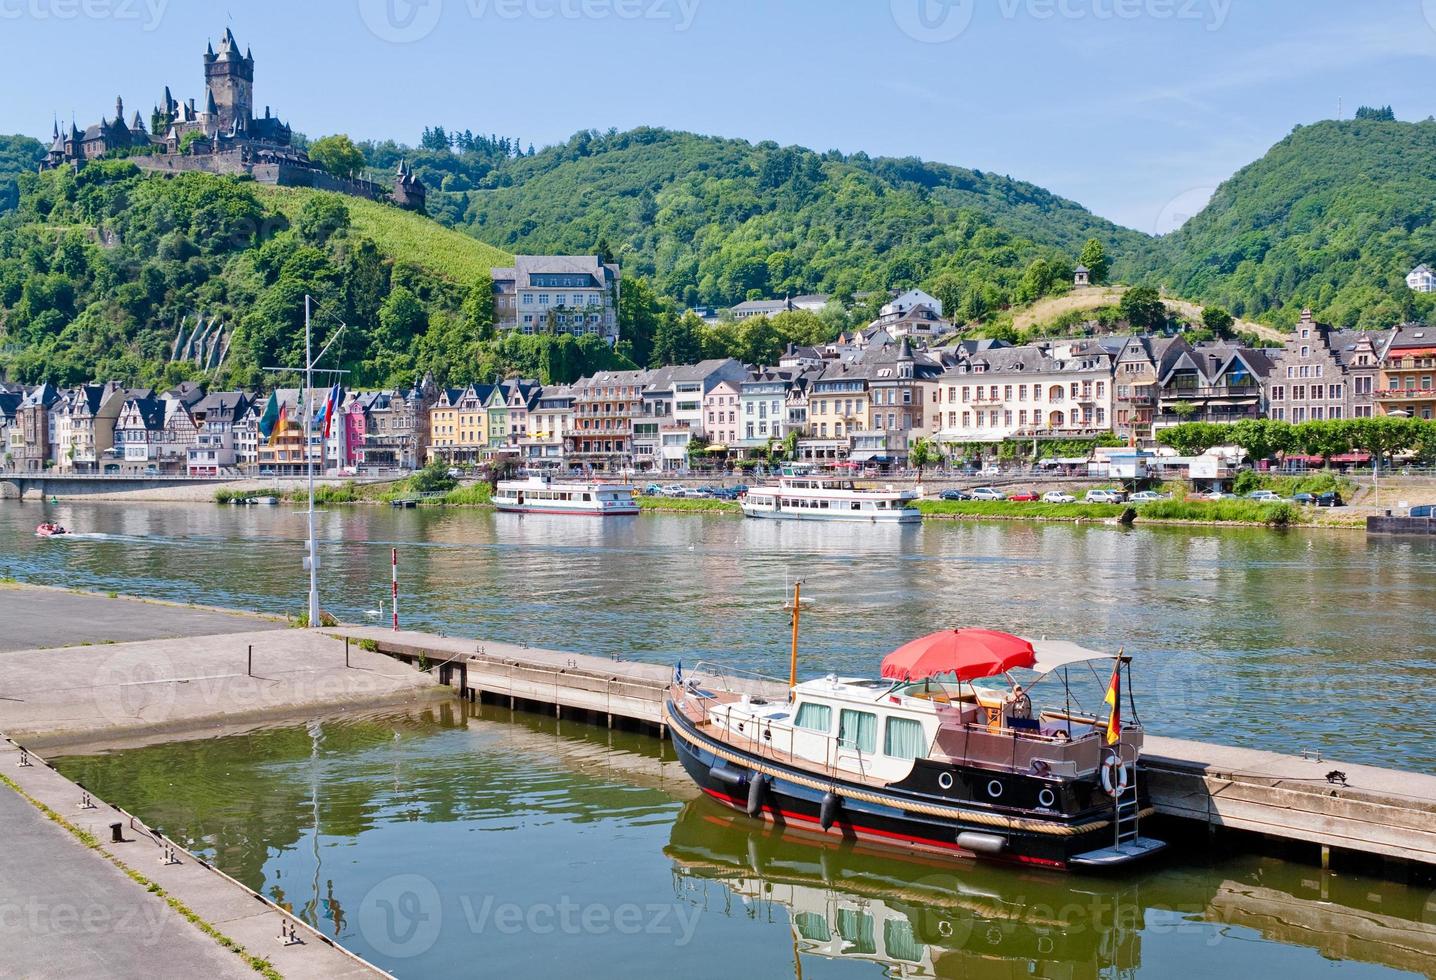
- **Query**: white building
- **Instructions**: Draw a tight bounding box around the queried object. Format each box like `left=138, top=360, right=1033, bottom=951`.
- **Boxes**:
left=881, top=288, right=943, bottom=319
left=491, top=255, right=621, bottom=343
left=738, top=369, right=794, bottom=452
left=935, top=340, right=1116, bottom=444
left=1407, top=265, right=1436, bottom=293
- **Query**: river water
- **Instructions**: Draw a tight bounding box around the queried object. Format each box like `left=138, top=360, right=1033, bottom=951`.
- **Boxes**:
left=5, top=500, right=1436, bottom=977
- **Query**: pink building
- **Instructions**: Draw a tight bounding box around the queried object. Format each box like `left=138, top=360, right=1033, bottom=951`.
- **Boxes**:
left=703, top=379, right=742, bottom=447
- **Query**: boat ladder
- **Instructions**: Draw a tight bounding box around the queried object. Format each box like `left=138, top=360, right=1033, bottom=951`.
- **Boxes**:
left=1114, top=751, right=1140, bottom=845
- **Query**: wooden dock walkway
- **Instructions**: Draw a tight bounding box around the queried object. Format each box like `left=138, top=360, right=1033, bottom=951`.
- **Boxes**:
left=331, top=625, right=1436, bottom=874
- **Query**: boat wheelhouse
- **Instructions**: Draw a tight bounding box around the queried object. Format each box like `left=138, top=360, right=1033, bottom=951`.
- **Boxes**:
left=493, top=475, right=639, bottom=516
left=741, top=470, right=920, bottom=524
left=665, top=628, right=1165, bottom=871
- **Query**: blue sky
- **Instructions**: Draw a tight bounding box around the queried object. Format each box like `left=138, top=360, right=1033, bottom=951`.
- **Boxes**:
left=3, top=0, right=1434, bottom=233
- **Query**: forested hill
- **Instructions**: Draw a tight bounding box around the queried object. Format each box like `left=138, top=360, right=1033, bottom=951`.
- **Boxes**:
left=368, top=127, right=1151, bottom=319
left=1147, top=118, right=1436, bottom=330
left=0, top=135, right=46, bottom=213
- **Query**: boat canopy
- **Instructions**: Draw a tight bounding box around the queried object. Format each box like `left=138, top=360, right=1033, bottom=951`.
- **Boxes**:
left=880, top=628, right=1036, bottom=682
left=1025, top=639, right=1119, bottom=675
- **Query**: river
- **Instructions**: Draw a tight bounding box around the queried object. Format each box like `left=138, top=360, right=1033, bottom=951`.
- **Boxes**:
left=6, top=499, right=1436, bottom=977
left=4, top=499, right=1435, bottom=769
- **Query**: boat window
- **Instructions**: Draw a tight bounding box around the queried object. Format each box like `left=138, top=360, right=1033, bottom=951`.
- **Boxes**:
left=884, top=716, right=925, bottom=760
left=793, top=702, right=832, bottom=733
left=838, top=709, right=877, bottom=754
left=836, top=909, right=876, bottom=954
left=794, top=912, right=831, bottom=942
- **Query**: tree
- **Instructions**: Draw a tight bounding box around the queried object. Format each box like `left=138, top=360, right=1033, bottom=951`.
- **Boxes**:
left=462, top=273, right=496, bottom=341
left=1348, top=416, right=1423, bottom=470
left=409, top=458, right=457, bottom=494
left=618, top=275, right=662, bottom=367
left=1078, top=238, right=1110, bottom=284
left=1201, top=305, right=1235, bottom=337
left=908, top=437, right=940, bottom=480
left=294, top=195, right=351, bottom=245
left=1354, top=105, right=1395, bottom=121
left=1229, top=418, right=1294, bottom=464
left=1120, top=285, right=1166, bottom=331
left=1293, top=419, right=1354, bottom=465
left=1157, top=422, right=1232, bottom=456
left=309, top=135, right=365, bottom=180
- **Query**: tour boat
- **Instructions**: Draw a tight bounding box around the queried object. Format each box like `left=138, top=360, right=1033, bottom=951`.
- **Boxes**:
left=664, top=626, right=1166, bottom=871
left=493, top=475, right=640, bottom=516
left=34, top=522, right=69, bottom=537
left=741, top=470, right=920, bottom=524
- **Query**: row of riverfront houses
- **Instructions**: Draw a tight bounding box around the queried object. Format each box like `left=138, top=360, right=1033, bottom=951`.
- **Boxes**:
left=3, top=311, right=1435, bottom=475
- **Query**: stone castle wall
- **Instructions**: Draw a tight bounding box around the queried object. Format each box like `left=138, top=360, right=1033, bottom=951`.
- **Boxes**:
left=133, top=151, right=391, bottom=204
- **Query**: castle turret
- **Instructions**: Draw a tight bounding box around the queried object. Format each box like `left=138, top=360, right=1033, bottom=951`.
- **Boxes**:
left=392, top=158, right=427, bottom=213
left=204, top=27, right=253, bottom=135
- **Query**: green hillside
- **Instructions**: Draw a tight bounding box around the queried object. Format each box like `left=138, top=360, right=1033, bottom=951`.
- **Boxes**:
left=366, top=127, right=1151, bottom=319
left=1148, top=118, right=1436, bottom=330
left=0, top=162, right=634, bottom=390
left=255, top=184, right=510, bottom=286
left=0, top=134, right=46, bottom=213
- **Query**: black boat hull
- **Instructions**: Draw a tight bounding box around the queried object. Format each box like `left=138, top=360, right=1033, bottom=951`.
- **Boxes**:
left=666, top=698, right=1165, bottom=871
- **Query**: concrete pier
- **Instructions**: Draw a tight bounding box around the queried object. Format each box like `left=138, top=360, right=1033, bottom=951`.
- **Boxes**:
left=331, top=624, right=1436, bottom=874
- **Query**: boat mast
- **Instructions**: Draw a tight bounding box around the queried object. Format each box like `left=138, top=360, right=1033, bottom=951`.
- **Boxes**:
left=787, top=579, right=804, bottom=693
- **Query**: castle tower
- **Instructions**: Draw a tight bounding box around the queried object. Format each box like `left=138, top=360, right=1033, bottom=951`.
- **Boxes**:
left=203, top=28, right=254, bottom=135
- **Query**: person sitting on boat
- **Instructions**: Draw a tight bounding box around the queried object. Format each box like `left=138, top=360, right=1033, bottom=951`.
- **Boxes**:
left=1005, top=683, right=1033, bottom=721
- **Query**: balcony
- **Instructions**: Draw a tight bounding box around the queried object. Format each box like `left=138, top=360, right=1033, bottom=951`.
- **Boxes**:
left=1375, top=388, right=1436, bottom=400
left=1160, top=385, right=1262, bottom=400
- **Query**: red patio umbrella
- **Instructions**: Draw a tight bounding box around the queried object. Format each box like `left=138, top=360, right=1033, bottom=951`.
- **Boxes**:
left=880, top=628, right=1036, bottom=682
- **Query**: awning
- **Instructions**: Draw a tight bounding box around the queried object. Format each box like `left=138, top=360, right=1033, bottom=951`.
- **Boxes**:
left=705, top=445, right=729, bottom=453
left=1025, top=639, right=1119, bottom=675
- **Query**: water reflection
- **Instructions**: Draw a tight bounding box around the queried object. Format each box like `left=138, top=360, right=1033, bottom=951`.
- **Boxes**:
left=51, top=707, right=1434, bottom=979
left=667, top=799, right=1436, bottom=980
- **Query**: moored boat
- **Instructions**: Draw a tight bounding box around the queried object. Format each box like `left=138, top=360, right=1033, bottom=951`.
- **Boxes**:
left=664, top=627, right=1166, bottom=871
left=741, top=468, right=919, bottom=524
left=494, top=474, right=639, bottom=516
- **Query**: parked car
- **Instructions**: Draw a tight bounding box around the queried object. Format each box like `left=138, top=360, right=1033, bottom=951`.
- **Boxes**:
left=970, top=487, right=1007, bottom=501
left=1247, top=490, right=1284, bottom=502
left=1128, top=490, right=1168, bottom=503
left=661, top=484, right=687, bottom=497
left=1008, top=490, right=1040, bottom=502
left=1290, top=492, right=1316, bottom=505
left=1206, top=491, right=1239, bottom=501
left=1316, top=491, right=1345, bottom=508
left=644, top=483, right=664, bottom=496
left=1085, top=489, right=1126, bottom=504
left=938, top=489, right=971, bottom=501
left=1042, top=491, right=1077, bottom=504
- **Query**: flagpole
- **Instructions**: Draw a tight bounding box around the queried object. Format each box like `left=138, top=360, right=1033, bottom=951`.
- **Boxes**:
left=305, top=294, right=320, bottom=629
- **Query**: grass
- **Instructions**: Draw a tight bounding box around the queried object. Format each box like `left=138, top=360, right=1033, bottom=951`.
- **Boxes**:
left=0, top=772, right=282, bottom=980
left=636, top=496, right=741, bottom=514
left=441, top=483, right=494, bottom=506
left=255, top=184, right=512, bottom=286
left=1136, top=498, right=1297, bottom=526
left=917, top=499, right=1128, bottom=521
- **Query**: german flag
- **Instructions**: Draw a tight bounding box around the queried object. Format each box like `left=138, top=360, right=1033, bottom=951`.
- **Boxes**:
left=268, top=402, right=288, bottom=446
left=1103, top=658, right=1122, bottom=745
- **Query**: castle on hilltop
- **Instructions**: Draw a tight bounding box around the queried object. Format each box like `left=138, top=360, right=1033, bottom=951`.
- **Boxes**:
left=44, top=29, right=425, bottom=212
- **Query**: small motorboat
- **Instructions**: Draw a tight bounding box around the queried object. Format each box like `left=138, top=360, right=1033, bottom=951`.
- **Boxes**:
left=35, top=522, right=69, bottom=537
left=665, top=622, right=1167, bottom=871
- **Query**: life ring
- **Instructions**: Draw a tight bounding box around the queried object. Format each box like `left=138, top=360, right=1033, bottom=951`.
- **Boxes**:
left=1100, top=752, right=1129, bottom=797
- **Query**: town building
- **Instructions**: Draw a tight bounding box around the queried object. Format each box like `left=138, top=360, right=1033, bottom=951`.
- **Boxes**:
left=1103, top=336, right=1191, bottom=444
left=935, top=341, right=1116, bottom=445
left=1155, top=344, right=1272, bottom=428
left=567, top=369, right=651, bottom=470
left=187, top=391, right=251, bottom=475
left=1407, top=265, right=1436, bottom=293
left=491, top=256, right=621, bottom=343
left=1377, top=324, right=1436, bottom=420
left=730, top=294, right=829, bottom=320
left=521, top=386, right=574, bottom=465
left=703, top=379, right=742, bottom=450
left=9, top=383, right=61, bottom=471
left=738, top=369, right=796, bottom=455
left=1265, top=311, right=1388, bottom=422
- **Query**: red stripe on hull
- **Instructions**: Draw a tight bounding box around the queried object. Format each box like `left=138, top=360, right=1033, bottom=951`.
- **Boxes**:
left=699, top=787, right=1068, bottom=870
left=494, top=506, right=638, bottom=516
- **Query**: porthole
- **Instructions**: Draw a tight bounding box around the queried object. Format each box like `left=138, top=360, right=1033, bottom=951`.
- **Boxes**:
left=1038, top=788, right=1056, bottom=809
left=937, top=772, right=955, bottom=791
left=987, top=779, right=1004, bottom=799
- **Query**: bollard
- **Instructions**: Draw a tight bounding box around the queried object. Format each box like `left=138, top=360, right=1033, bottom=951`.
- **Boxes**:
left=248, top=644, right=253, bottom=678
left=161, top=839, right=181, bottom=866
left=79, top=789, right=96, bottom=811
left=110, top=822, right=124, bottom=843
left=345, top=637, right=350, bottom=668
left=18, top=748, right=32, bottom=768
left=279, top=919, right=303, bottom=946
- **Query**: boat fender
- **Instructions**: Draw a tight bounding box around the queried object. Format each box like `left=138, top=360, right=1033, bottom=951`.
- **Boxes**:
left=746, top=773, right=770, bottom=817
left=1100, top=752, right=1129, bottom=797
left=708, top=765, right=744, bottom=789
left=956, top=831, right=1007, bottom=856
left=819, top=792, right=842, bottom=831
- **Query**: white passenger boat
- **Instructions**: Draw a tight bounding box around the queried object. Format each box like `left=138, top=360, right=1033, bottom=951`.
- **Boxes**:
left=493, top=475, right=639, bottom=516
left=741, top=470, right=920, bottom=524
